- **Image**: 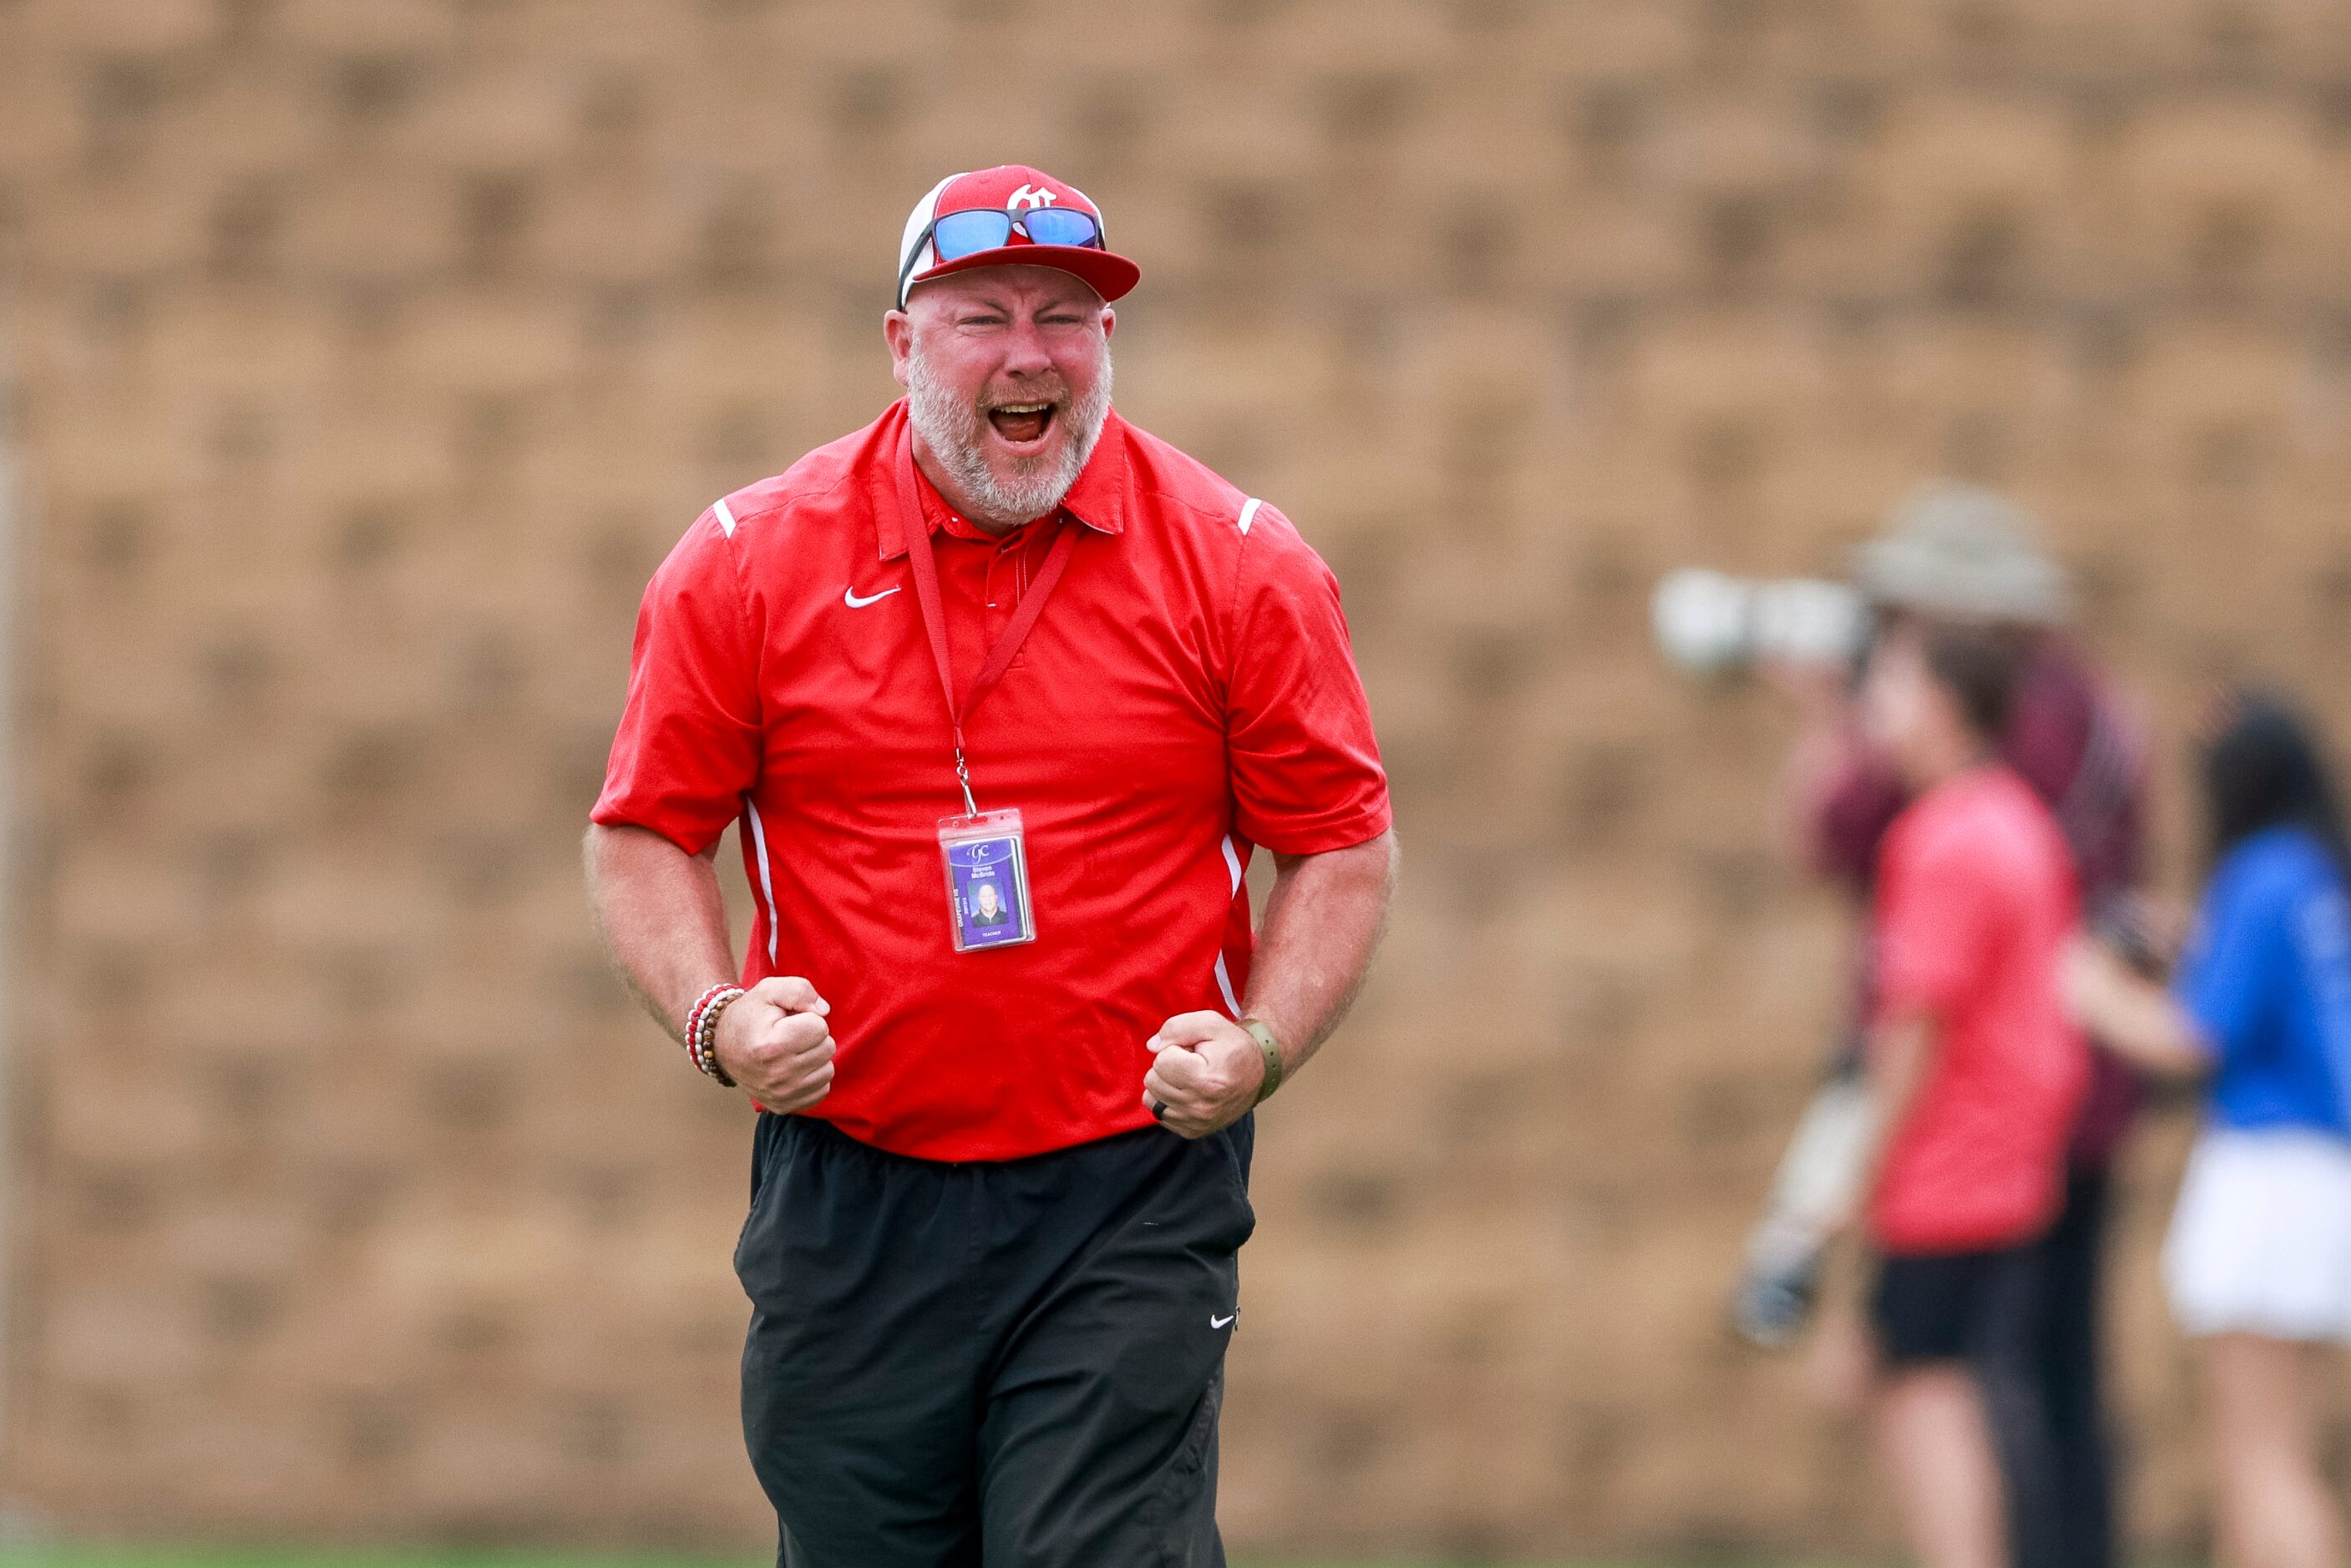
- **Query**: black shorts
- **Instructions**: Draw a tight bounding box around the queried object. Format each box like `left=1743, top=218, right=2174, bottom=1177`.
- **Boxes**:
left=1871, top=1242, right=2043, bottom=1368
left=736, top=1110, right=1254, bottom=1568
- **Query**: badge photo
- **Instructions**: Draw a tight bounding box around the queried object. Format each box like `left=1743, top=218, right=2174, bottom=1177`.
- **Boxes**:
left=939, top=809, right=1036, bottom=952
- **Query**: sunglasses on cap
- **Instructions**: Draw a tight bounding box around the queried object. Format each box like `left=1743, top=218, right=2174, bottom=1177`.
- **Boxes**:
left=898, top=207, right=1107, bottom=299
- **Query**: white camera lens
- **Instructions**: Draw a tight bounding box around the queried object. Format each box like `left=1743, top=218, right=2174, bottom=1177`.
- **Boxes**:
left=1652, top=569, right=1867, bottom=675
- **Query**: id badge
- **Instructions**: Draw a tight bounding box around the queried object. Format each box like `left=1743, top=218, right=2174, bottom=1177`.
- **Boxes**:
left=939, top=809, right=1036, bottom=952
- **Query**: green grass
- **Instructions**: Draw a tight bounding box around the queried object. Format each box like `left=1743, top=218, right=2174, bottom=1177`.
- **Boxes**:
left=0, top=1550, right=1725, bottom=1568
left=0, top=1552, right=1883, bottom=1568
left=0, top=1560, right=1648, bottom=1568
left=0, top=1553, right=763, bottom=1568
left=0, top=1555, right=734, bottom=1568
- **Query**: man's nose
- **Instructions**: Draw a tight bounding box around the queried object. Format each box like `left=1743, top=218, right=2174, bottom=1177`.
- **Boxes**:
left=997, top=319, right=1056, bottom=375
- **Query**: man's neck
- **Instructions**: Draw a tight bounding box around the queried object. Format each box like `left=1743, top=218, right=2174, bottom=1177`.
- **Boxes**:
left=910, top=432, right=1026, bottom=539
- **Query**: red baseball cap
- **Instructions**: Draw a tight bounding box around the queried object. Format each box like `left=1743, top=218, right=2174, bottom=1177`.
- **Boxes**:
left=894, top=164, right=1141, bottom=310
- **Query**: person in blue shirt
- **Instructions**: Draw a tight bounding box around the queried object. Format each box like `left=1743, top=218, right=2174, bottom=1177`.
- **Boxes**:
left=2069, top=690, right=2351, bottom=1568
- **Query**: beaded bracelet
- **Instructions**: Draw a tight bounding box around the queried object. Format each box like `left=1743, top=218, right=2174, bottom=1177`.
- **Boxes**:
left=682, top=982, right=729, bottom=1055
left=682, top=982, right=742, bottom=1086
left=695, top=987, right=745, bottom=1087
left=688, top=985, right=741, bottom=1085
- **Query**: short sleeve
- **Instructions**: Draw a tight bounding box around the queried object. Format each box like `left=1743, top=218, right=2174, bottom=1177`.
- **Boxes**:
left=2175, top=849, right=2288, bottom=1064
left=590, top=508, right=763, bottom=855
left=1872, top=822, right=1995, bottom=1021
left=1223, top=503, right=1392, bottom=855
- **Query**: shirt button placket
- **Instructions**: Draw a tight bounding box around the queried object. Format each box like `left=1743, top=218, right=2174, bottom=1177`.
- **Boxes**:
left=984, top=534, right=1021, bottom=634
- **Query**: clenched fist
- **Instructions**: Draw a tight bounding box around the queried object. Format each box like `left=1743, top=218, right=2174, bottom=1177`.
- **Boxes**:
left=712, top=976, right=837, bottom=1113
left=1141, top=1011, right=1266, bottom=1139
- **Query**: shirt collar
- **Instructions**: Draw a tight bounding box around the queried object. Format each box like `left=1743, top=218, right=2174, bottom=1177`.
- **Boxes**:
left=874, top=402, right=1129, bottom=561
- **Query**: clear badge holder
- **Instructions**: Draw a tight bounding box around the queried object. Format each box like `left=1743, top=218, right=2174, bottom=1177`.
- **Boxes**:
left=939, top=808, right=1036, bottom=952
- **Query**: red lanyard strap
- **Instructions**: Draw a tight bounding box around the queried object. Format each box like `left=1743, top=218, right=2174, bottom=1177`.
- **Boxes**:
left=896, top=430, right=1080, bottom=814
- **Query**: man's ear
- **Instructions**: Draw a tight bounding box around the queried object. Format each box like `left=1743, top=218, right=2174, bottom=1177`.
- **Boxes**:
left=1100, top=306, right=1116, bottom=341
left=884, top=310, right=914, bottom=388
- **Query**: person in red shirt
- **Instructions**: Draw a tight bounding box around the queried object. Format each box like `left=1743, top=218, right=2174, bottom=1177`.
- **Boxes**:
left=1842, top=619, right=2090, bottom=1568
left=585, top=165, right=1396, bottom=1567
left=1762, top=484, right=2143, bottom=1568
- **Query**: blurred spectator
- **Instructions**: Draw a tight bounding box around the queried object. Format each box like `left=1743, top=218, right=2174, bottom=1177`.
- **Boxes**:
left=1776, top=484, right=2144, bottom=1568
left=2067, top=692, right=2351, bottom=1568
left=1840, top=620, right=2090, bottom=1568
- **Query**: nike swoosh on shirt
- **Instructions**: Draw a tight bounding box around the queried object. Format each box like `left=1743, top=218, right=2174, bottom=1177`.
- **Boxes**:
left=1210, top=1313, right=1236, bottom=1329
left=844, top=585, right=902, bottom=609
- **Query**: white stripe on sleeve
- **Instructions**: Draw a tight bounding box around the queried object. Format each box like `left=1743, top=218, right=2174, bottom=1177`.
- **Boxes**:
left=745, top=799, right=779, bottom=965
left=1214, top=953, right=1243, bottom=1017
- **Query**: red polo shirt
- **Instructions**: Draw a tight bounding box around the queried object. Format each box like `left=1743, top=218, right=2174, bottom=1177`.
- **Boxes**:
left=592, top=401, right=1391, bottom=1161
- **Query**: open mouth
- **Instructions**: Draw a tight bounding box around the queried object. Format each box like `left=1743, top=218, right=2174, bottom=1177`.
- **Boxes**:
left=985, top=401, right=1058, bottom=447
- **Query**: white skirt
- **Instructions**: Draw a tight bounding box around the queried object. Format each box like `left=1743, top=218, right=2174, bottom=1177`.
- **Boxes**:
left=2166, top=1126, right=2351, bottom=1343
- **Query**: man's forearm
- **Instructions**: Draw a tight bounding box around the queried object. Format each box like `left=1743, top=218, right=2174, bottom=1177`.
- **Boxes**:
left=1240, top=829, right=1398, bottom=1074
left=585, top=822, right=738, bottom=1042
left=1771, top=679, right=1859, bottom=870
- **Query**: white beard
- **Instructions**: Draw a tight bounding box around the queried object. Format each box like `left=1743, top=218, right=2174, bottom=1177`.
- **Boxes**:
left=904, top=344, right=1113, bottom=528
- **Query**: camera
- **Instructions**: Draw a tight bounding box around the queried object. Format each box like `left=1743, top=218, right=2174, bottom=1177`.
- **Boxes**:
left=1651, top=569, right=1870, bottom=677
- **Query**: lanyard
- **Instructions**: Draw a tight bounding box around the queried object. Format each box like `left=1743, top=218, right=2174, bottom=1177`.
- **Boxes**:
left=895, top=429, right=1080, bottom=817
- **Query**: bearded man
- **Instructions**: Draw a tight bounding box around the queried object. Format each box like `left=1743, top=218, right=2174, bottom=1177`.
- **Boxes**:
left=585, top=164, right=1397, bottom=1566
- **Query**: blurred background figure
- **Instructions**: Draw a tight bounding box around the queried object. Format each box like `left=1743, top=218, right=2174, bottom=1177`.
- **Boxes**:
left=1676, top=483, right=2146, bottom=1568
left=2069, top=692, right=2351, bottom=1568
left=1833, top=620, right=2088, bottom=1568
left=1802, top=488, right=2146, bottom=1568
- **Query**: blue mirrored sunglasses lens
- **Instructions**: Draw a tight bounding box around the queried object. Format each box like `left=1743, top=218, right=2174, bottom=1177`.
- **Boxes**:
left=930, top=210, right=1014, bottom=261
left=1021, top=210, right=1102, bottom=248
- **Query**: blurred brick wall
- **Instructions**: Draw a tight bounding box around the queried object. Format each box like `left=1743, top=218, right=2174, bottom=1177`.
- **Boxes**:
left=7, top=0, right=2351, bottom=1557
